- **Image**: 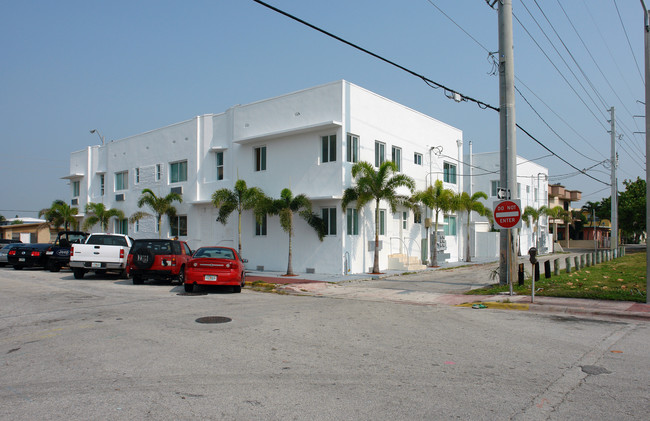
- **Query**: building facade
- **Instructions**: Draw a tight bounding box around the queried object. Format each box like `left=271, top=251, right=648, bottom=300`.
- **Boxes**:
left=465, top=151, right=551, bottom=255
left=65, top=81, right=465, bottom=274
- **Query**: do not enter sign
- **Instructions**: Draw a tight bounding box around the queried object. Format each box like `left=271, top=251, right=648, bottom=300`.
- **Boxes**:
left=493, top=200, right=522, bottom=229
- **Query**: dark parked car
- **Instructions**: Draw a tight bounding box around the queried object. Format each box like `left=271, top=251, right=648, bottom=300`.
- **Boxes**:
left=46, top=231, right=89, bottom=272
left=0, top=243, right=23, bottom=267
left=8, top=243, right=53, bottom=270
left=7, top=231, right=88, bottom=271
left=126, top=239, right=193, bottom=285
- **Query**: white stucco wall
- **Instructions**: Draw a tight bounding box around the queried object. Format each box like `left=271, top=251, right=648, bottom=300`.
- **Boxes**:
left=66, top=80, right=465, bottom=274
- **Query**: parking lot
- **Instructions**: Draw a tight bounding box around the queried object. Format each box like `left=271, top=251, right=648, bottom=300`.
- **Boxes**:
left=1, top=267, right=649, bottom=420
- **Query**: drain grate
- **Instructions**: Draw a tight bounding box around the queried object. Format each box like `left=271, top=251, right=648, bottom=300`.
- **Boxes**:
left=195, top=316, right=232, bottom=324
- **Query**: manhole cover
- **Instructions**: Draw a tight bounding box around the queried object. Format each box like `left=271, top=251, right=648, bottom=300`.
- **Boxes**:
left=195, top=316, right=232, bottom=324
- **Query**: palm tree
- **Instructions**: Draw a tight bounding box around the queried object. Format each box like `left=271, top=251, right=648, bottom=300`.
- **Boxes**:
left=559, top=209, right=585, bottom=249
left=581, top=201, right=600, bottom=246
left=341, top=161, right=416, bottom=273
left=212, top=179, right=264, bottom=257
left=39, top=200, right=78, bottom=231
left=412, top=180, right=455, bottom=266
left=522, top=205, right=547, bottom=251
left=261, top=188, right=325, bottom=276
left=543, top=205, right=564, bottom=249
left=82, top=202, right=124, bottom=232
left=130, top=189, right=182, bottom=238
left=455, top=191, right=488, bottom=262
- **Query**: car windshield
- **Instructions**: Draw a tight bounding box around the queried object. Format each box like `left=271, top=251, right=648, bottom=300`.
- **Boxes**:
left=132, top=240, right=180, bottom=255
left=194, top=247, right=235, bottom=260
left=86, top=235, right=129, bottom=246
left=57, top=233, right=86, bottom=245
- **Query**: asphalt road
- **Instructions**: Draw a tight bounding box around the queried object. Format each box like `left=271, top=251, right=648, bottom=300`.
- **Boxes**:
left=1, top=268, right=648, bottom=420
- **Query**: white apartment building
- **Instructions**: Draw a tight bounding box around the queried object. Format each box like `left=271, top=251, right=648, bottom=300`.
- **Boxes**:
left=65, top=80, right=466, bottom=274
left=465, top=150, right=551, bottom=256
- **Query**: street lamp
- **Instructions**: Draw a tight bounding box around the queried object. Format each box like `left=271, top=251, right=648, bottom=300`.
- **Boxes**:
left=89, top=129, right=105, bottom=145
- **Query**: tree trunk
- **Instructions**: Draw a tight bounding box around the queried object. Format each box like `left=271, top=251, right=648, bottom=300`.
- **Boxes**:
left=431, top=212, right=439, bottom=267
left=465, top=213, right=471, bottom=262
left=237, top=211, right=242, bottom=257
left=372, top=200, right=380, bottom=273
left=286, top=212, right=294, bottom=276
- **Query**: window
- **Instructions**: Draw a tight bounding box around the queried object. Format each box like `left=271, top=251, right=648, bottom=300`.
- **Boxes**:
left=116, top=219, right=128, bottom=235
left=526, top=185, right=530, bottom=194
left=156, top=164, right=162, bottom=181
left=379, top=209, right=386, bottom=235
left=517, top=183, right=521, bottom=198
left=444, top=215, right=457, bottom=236
left=135, top=168, right=140, bottom=184
left=402, top=211, right=408, bottom=229
left=414, top=207, right=422, bottom=224
left=346, top=208, right=359, bottom=235
left=321, top=207, right=337, bottom=236
left=170, top=215, right=187, bottom=237
left=443, top=162, right=457, bottom=184
left=392, top=146, right=402, bottom=171
left=254, top=146, right=267, bottom=171
left=321, top=135, right=336, bottom=163
left=255, top=214, right=267, bottom=236
left=72, top=180, right=80, bottom=197
left=534, top=188, right=538, bottom=202
left=414, top=153, right=422, bottom=166
left=347, top=134, right=359, bottom=163
left=216, top=152, right=224, bottom=180
left=170, top=160, right=188, bottom=183
left=491, top=180, right=500, bottom=197
left=115, top=171, right=128, bottom=191
left=100, top=174, right=105, bottom=196
left=134, top=220, right=140, bottom=233
left=375, top=141, right=385, bottom=167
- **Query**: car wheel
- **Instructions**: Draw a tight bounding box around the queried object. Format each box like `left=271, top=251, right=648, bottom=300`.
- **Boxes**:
left=241, top=272, right=246, bottom=288
left=73, top=268, right=85, bottom=279
left=133, top=248, right=155, bottom=270
left=184, top=282, right=194, bottom=293
left=48, top=261, right=61, bottom=272
left=177, top=265, right=185, bottom=285
left=233, top=285, right=242, bottom=293
left=132, top=275, right=144, bottom=285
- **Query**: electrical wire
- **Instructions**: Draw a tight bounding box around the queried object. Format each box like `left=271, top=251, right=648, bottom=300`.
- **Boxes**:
left=516, top=2, right=609, bottom=129
left=613, top=0, right=645, bottom=87
left=251, top=0, right=498, bottom=112
left=251, top=0, right=611, bottom=187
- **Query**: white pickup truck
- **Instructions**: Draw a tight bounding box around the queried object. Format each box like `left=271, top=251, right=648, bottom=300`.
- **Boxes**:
left=69, top=233, right=134, bottom=279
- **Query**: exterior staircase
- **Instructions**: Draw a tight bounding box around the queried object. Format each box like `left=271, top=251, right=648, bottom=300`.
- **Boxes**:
left=387, top=254, right=426, bottom=271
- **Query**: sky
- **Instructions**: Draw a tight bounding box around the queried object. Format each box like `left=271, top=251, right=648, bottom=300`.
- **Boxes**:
left=0, top=0, right=645, bottom=218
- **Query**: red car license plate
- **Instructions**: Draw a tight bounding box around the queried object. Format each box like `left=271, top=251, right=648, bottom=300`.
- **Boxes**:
left=204, top=275, right=217, bottom=281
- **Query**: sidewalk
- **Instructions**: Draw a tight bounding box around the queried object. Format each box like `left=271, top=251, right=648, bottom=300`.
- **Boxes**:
left=244, top=252, right=650, bottom=322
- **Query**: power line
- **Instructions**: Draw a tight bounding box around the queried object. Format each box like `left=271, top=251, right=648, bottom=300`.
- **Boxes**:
left=613, top=0, right=644, bottom=87
left=251, top=0, right=498, bottom=112
left=251, top=0, right=610, bottom=187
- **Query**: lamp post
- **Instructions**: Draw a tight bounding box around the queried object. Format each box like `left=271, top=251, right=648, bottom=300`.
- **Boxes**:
left=89, top=129, right=105, bottom=145
left=641, top=0, right=649, bottom=304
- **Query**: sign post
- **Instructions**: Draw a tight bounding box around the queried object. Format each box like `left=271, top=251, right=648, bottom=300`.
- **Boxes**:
left=494, top=200, right=522, bottom=296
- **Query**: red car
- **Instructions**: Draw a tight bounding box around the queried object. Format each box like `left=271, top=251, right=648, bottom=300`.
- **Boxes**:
left=127, top=239, right=193, bottom=285
left=184, top=246, right=247, bottom=293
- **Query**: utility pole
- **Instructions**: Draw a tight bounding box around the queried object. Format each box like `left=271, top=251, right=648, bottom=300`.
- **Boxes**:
left=641, top=0, right=649, bottom=304
left=609, top=107, right=618, bottom=256
left=498, top=0, right=518, bottom=286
